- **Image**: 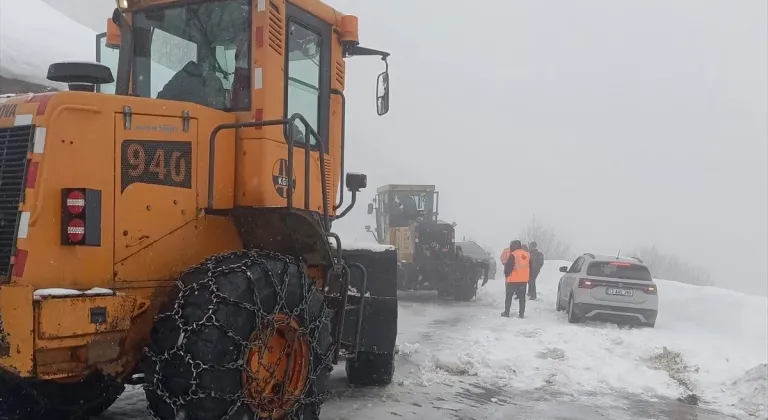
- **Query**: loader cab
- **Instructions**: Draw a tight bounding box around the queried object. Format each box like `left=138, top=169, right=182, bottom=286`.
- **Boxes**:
left=89, top=0, right=392, bottom=259
left=369, top=184, right=438, bottom=243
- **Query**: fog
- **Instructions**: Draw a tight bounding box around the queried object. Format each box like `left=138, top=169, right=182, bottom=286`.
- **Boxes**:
left=47, top=0, right=768, bottom=296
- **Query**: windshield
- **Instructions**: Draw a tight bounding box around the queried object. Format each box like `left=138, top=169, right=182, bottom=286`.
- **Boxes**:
left=456, top=241, right=489, bottom=259
left=131, top=0, right=251, bottom=111
left=391, top=192, right=432, bottom=212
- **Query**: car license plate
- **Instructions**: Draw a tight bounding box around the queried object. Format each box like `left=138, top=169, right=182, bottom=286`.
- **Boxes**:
left=606, top=288, right=633, bottom=297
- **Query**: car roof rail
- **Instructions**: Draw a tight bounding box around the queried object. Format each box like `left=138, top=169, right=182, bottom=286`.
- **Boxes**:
left=629, top=256, right=644, bottom=264
left=583, top=252, right=595, bottom=259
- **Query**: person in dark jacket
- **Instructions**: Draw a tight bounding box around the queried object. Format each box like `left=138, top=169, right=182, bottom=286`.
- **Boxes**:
left=528, top=241, right=544, bottom=300
left=501, top=240, right=530, bottom=318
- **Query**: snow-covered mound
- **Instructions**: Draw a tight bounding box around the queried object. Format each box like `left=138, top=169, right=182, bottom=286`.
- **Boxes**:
left=396, top=260, right=768, bottom=419
left=729, top=363, right=768, bottom=420
left=0, top=0, right=96, bottom=89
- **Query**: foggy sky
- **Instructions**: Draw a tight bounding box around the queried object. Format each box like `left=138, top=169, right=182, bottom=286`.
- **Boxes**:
left=40, top=0, right=768, bottom=296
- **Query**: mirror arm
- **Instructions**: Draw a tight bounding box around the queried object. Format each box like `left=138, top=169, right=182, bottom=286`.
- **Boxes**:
left=344, top=45, right=390, bottom=59
left=335, top=189, right=359, bottom=220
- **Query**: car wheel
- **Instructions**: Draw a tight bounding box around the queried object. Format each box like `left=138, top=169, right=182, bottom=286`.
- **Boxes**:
left=567, top=294, right=580, bottom=324
left=555, top=285, right=564, bottom=311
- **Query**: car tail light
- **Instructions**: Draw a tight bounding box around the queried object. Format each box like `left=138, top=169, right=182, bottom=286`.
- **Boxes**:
left=61, top=188, right=101, bottom=246
left=610, top=262, right=631, bottom=266
left=578, top=278, right=597, bottom=289
left=646, top=285, right=658, bottom=295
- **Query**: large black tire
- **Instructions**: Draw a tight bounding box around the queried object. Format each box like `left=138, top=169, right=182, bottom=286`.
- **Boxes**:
left=452, top=278, right=478, bottom=301
left=142, top=250, right=333, bottom=420
left=0, top=371, right=124, bottom=420
left=452, top=262, right=480, bottom=302
left=345, top=352, right=395, bottom=387
left=555, top=285, right=565, bottom=311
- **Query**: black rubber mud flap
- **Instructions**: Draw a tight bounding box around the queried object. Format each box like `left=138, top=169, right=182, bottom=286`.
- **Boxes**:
left=345, top=351, right=395, bottom=387
left=141, top=250, right=333, bottom=420
left=0, top=371, right=124, bottom=420
left=339, top=246, right=398, bottom=386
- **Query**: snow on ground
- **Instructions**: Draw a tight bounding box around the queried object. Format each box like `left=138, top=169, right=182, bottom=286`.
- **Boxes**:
left=394, top=261, right=768, bottom=420
left=0, top=0, right=96, bottom=89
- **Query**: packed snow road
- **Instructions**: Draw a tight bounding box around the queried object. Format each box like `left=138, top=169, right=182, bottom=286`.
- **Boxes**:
left=99, top=261, right=767, bottom=420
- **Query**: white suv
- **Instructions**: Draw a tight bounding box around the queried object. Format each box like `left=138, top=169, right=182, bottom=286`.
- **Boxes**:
left=556, top=254, right=658, bottom=327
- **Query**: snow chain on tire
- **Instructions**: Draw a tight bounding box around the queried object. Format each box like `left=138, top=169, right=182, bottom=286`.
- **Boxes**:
left=142, top=249, right=333, bottom=420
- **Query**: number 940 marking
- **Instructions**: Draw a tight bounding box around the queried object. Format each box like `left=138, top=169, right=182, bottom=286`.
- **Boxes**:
left=121, top=140, right=192, bottom=192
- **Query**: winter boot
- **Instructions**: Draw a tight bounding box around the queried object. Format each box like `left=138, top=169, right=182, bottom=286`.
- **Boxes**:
left=500, top=312, right=510, bottom=318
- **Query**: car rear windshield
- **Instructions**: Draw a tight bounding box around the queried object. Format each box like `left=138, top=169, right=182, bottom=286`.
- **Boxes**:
left=586, top=262, right=652, bottom=281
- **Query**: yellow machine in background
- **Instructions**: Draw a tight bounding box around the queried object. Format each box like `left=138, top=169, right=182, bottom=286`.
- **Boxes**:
left=0, top=0, right=398, bottom=419
left=367, top=184, right=489, bottom=301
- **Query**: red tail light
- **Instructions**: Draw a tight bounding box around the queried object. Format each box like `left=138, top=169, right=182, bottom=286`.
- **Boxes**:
left=646, top=285, right=658, bottom=295
left=66, top=190, right=86, bottom=215
left=578, top=278, right=597, bottom=289
left=11, top=249, right=28, bottom=278
left=61, top=188, right=101, bottom=246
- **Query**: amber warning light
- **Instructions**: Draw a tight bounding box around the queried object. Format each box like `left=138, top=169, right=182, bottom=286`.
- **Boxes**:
left=61, top=188, right=102, bottom=246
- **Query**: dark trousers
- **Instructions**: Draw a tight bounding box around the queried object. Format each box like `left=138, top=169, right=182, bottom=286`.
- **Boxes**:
left=528, top=271, right=540, bottom=299
left=504, top=282, right=527, bottom=315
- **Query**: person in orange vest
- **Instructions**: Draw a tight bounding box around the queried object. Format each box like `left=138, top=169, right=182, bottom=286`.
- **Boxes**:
left=501, top=240, right=530, bottom=318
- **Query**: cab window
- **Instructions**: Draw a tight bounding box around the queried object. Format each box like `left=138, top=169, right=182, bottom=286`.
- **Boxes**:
left=131, top=0, right=251, bottom=111
left=286, top=21, right=322, bottom=146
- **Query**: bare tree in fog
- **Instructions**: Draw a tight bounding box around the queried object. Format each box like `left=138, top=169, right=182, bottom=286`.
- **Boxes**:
left=518, top=216, right=573, bottom=261
left=633, top=245, right=715, bottom=286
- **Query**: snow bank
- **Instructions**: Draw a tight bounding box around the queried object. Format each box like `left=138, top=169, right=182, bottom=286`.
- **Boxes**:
left=0, top=0, right=97, bottom=89
left=398, top=260, right=768, bottom=418
left=728, top=363, right=768, bottom=420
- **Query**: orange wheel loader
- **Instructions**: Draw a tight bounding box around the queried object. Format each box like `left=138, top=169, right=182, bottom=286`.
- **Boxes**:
left=0, top=0, right=398, bottom=418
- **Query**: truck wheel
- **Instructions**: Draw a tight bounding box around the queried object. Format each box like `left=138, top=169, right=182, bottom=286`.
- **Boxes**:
left=452, top=279, right=477, bottom=301
left=345, top=351, right=395, bottom=387
left=142, top=250, right=333, bottom=420
left=555, top=285, right=565, bottom=311
left=0, top=372, right=124, bottom=420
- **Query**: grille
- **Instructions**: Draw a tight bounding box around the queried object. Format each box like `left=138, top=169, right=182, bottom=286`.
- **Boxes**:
left=0, top=125, right=33, bottom=278
left=324, top=156, right=333, bottom=212
left=267, top=2, right=284, bottom=55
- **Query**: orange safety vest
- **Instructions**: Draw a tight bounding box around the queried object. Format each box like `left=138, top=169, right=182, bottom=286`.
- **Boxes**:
left=500, top=248, right=510, bottom=264
left=506, top=249, right=530, bottom=283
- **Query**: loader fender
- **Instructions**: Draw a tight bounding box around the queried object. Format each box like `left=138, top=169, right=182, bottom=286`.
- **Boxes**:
left=340, top=245, right=398, bottom=355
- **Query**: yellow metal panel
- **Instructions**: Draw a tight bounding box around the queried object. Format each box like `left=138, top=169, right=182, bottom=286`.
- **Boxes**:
left=0, top=284, right=35, bottom=377
left=36, top=295, right=143, bottom=340
left=389, top=227, right=413, bottom=263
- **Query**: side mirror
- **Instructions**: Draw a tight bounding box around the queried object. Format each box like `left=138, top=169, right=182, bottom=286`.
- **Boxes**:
left=365, top=225, right=372, bottom=232
left=451, top=222, right=457, bottom=227
left=559, top=266, right=568, bottom=273
left=346, top=172, right=367, bottom=192
left=367, top=203, right=374, bottom=214
left=376, top=70, right=389, bottom=116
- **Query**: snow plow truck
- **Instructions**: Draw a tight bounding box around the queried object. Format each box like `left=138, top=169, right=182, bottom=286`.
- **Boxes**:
left=366, top=184, right=489, bottom=301
left=0, top=0, right=398, bottom=419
